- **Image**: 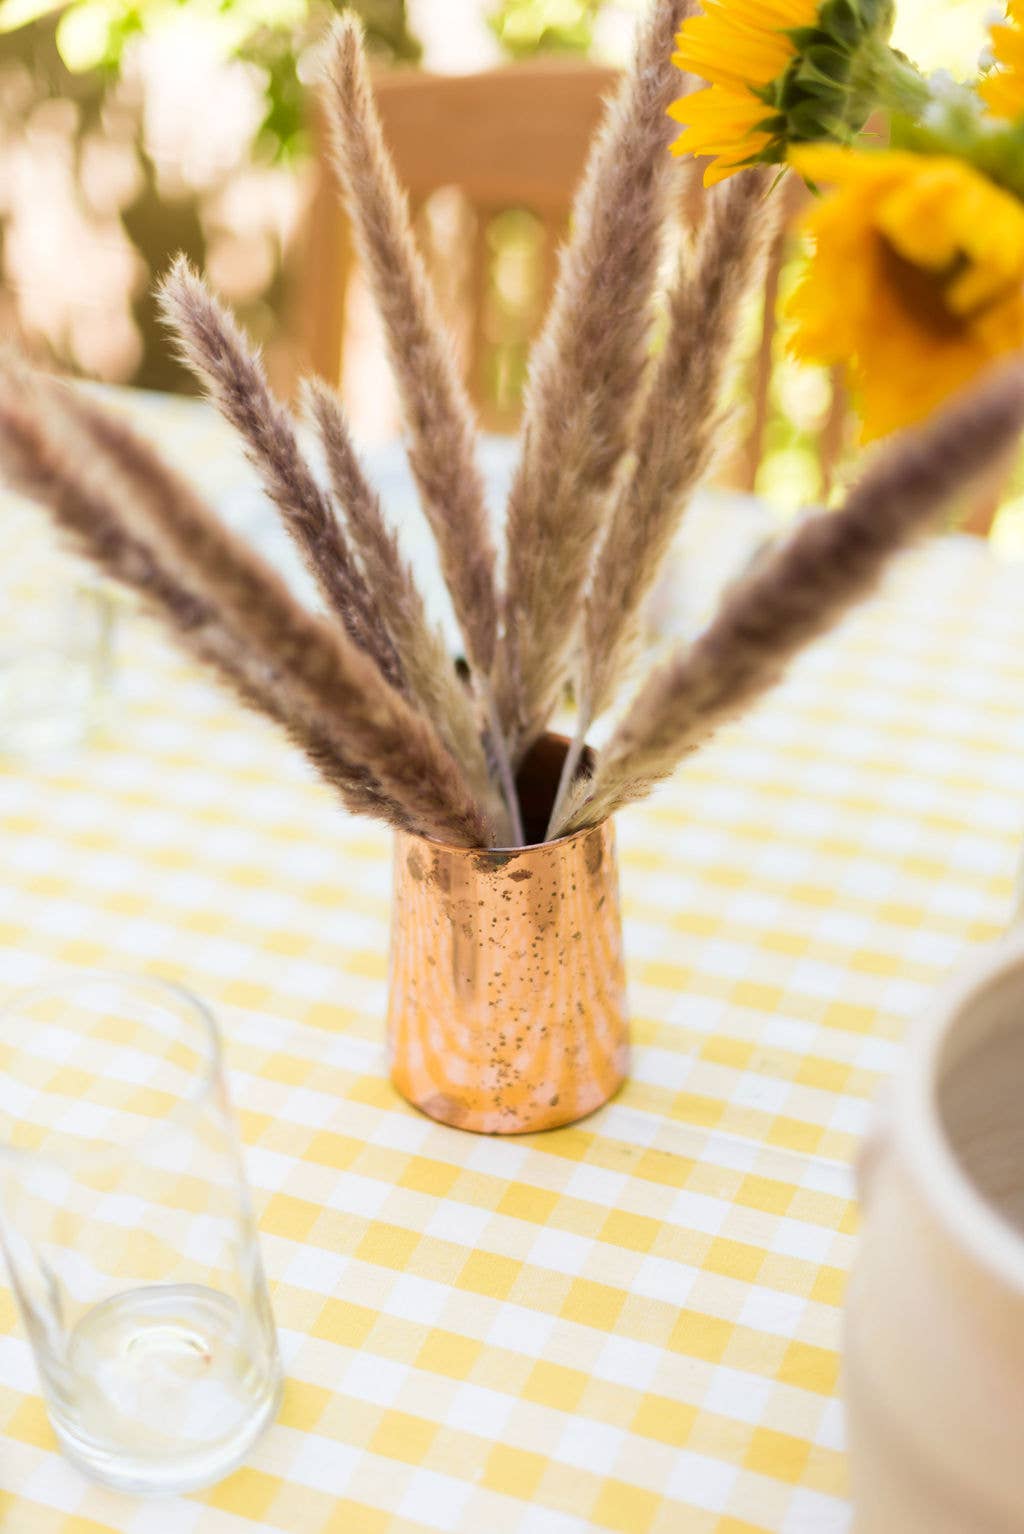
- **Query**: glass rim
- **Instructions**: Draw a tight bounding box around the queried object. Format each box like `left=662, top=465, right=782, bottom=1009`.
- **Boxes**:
left=0, top=970, right=225, bottom=1162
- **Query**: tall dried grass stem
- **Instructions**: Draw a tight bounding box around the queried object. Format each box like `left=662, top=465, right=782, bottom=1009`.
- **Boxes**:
left=482, top=678, right=525, bottom=847
left=0, top=379, right=412, bottom=827
left=557, top=361, right=1024, bottom=834
left=6, top=373, right=491, bottom=845
left=496, top=0, right=700, bottom=755
left=582, top=167, right=774, bottom=722
left=324, top=17, right=499, bottom=685
left=303, top=378, right=509, bottom=835
left=157, top=258, right=402, bottom=689
left=545, top=170, right=774, bottom=838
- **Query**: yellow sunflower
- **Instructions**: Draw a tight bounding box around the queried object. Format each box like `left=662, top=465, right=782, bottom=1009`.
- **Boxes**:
left=787, top=146, right=1024, bottom=440
left=668, top=0, right=910, bottom=186
left=669, top=0, right=821, bottom=184
left=982, top=1, right=1024, bottom=121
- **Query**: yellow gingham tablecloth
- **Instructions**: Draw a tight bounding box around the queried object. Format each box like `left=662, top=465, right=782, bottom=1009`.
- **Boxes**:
left=2, top=390, right=1024, bottom=1534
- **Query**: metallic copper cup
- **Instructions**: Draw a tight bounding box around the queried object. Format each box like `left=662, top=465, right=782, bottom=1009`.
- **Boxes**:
left=387, top=735, right=629, bottom=1134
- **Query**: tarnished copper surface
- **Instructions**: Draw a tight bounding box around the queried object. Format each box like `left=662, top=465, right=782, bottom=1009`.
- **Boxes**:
left=387, top=804, right=629, bottom=1133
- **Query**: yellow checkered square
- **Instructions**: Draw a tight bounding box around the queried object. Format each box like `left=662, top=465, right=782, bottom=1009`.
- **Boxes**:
left=522, top=1360, right=588, bottom=1412
left=592, top=1478, right=662, bottom=1533
left=370, top=1410, right=437, bottom=1464
left=203, top=1468, right=281, bottom=1520
left=483, top=1444, right=547, bottom=1500
left=455, top=1250, right=521, bottom=1300
left=415, top=1329, right=482, bottom=1381
left=744, top=1427, right=812, bottom=1483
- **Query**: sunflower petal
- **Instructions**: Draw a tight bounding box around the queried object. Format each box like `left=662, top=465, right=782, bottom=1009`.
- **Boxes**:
left=787, top=146, right=1024, bottom=439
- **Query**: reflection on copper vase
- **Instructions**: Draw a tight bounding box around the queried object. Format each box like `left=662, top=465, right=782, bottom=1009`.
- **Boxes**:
left=387, top=735, right=629, bottom=1134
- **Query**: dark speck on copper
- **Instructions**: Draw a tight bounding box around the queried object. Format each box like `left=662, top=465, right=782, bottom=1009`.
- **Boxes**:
left=407, top=848, right=426, bottom=882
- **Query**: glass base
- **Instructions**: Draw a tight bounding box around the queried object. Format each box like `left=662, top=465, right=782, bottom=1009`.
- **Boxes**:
left=48, top=1284, right=282, bottom=1496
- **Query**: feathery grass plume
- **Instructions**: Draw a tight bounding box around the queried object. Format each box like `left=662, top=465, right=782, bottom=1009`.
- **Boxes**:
left=324, top=16, right=523, bottom=843
left=5, top=371, right=492, bottom=846
left=62, top=384, right=492, bottom=846
left=582, top=168, right=773, bottom=722
left=174, top=626, right=416, bottom=830
left=185, top=629, right=415, bottom=829
left=0, top=376, right=412, bottom=829
left=546, top=169, right=774, bottom=835
left=495, top=0, right=700, bottom=756
left=303, top=377, right=511, bottom=840
left=156, top=257, right=402, bottom=691
left=557, top=360, right=1024, bottom=835
left=323, top=17, right=498, bottom=683
left=203, top=652, right=415, bottom=830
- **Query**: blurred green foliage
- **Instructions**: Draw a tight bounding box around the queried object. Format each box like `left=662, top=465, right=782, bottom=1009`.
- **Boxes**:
left=0, top=0, right=424, bottom=390
left=489, top=0, right=602, bottom=58
left=0, top=0, right=603, bottom=395
left=0, top=0, right=601, bottom=170
left=0, top=0, right=421, bottom=162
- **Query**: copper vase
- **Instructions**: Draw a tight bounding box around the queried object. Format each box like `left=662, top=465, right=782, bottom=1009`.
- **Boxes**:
left=386, top=735, right=629, bottom=1134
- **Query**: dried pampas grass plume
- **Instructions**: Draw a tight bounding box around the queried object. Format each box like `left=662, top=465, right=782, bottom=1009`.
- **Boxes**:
left=495, top=0, right=700, bottom=755
left=302, top=377, right=509, bottom=838
left=0, top=375, right=412, bottom=827
left=548, top=168, right=774, bottom=834
left=323, top=15, right=498, bottom=683
left=557, top=361, right=1024, bottom=835
left=581, top=168, right=774, bottom=723
left=157, top=257, right=401, bottom=690
left=0, top=369, right=491, bottom=846
left=324, top=15, right=524, bottom=841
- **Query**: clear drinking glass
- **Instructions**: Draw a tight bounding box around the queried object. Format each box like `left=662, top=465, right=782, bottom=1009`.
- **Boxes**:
left=4, top=493, right=119, bottom=758
left=0, top=974, right=282, bottom=1494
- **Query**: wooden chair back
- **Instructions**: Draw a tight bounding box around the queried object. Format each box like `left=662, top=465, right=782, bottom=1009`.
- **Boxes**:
left=300, top=60, right=617, bottom=431
left=298, top=62, right=850, bottom=484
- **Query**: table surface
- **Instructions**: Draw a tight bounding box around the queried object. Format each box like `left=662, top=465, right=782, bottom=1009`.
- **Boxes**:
left=2, top=389, right=1024, bottom=1534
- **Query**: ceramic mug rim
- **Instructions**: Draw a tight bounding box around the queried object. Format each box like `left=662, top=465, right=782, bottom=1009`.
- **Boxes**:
left=899, top=927, right=1024, bottom=1296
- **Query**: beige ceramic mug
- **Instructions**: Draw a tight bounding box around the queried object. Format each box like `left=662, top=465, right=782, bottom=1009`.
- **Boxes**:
left=845, top=929, right=1024, bottom=1533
